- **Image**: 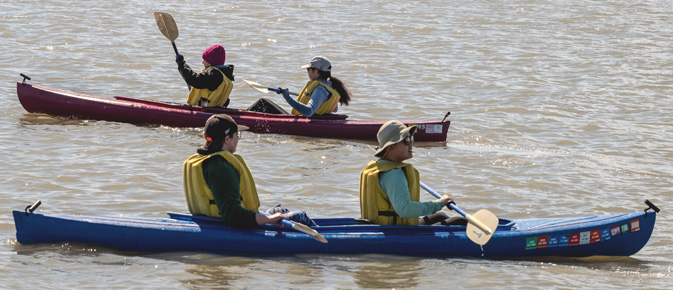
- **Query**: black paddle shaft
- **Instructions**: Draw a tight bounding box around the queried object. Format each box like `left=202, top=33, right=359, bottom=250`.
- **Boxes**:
left=172, top=42, right=180, bottom=57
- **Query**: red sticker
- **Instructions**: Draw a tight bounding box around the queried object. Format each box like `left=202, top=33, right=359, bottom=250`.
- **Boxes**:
left=569, top=233, right=580, bottom=246
left=537, top=236, right=548, bottom=248
left=590, top=230, right=601, bottom=243
left=610, top=225, right=620, bottom=236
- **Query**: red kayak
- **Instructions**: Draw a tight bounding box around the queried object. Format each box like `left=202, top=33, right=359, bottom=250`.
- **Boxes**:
left=16, top=80, right=451, bottom=141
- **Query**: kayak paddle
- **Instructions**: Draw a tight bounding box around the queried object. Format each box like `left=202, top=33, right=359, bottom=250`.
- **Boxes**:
left=243, top=79, right=299, bottom=96
left=420, top=181, right=498, bottom=246
left=154, top=11, right=190, bottom=91
left=261, top=211, right=328, bottom=243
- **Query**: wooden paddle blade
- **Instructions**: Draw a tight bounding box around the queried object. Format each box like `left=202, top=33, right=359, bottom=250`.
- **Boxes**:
left=154, top=12, right=179, bottom=41
left=290, top=221, right=328, bottom=243
left=465, top=209, right=499, bottom=246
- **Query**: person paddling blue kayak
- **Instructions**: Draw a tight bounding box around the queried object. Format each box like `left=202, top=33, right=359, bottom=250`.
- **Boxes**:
left=360, top=120, right=467, bottom=226
left=183, top=114, right=315, bottom=227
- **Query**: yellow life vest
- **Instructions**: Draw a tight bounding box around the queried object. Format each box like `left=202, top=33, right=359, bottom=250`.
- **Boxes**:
left=359, top=160, right=421, bottom=225
left=291, top=80, right=340, bottom=116
left=186, top=66, right=233, bottom=107
left=183, top=151, right=260, bottom=217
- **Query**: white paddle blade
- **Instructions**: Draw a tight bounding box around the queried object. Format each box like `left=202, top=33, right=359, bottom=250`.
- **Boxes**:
left=465, top=209, right=499, bottom=246
left=290, top=221, right=328, bottom=243
left=243, top=79, right=272, bottom=94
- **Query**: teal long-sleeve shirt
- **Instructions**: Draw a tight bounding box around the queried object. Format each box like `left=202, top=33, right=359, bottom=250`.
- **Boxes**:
left=201, top=155, right=258, bottom=227
left=378, top=161, right=444, bottom=218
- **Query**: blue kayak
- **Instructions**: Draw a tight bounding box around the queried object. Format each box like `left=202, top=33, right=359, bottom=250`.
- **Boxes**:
left=12, top=201, right=658, bottom=257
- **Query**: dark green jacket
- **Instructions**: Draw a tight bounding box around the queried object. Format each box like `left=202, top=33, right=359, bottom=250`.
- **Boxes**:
left=201, top=155, right=258, bottom=227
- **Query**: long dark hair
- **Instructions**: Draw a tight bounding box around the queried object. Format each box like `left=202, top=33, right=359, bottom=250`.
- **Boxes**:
left=318, top=70, right=351, bottom=106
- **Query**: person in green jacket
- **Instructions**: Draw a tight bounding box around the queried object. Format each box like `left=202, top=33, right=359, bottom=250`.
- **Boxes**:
left=183, top=114, right=315, bottom=227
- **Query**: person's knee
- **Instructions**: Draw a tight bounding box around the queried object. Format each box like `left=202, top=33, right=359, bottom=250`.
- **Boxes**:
left=420, top=212, right=451, bottom=225
left=441, top=217, right=468, bottom=226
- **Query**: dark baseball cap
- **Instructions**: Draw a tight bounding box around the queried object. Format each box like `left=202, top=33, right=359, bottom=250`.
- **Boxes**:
left=204, top=114, right=249, bottom=141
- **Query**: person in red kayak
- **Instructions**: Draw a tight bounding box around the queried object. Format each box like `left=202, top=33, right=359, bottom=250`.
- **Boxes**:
left=359, top=120, right=467, bottom=226
left=247, top=56, right=352, bottom=116
left=176, top=44, right=235, bottom=108
left=183, top=114, right=315, bottom=227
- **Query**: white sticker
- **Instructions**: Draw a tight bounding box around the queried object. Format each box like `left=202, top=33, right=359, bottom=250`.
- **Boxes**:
left=579, top=231, right=591, bottom=245
left=425, top=124, right=443, bottom=134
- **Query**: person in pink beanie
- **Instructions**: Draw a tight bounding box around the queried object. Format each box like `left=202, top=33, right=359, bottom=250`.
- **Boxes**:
left=177, top=44, right=236, bottom=108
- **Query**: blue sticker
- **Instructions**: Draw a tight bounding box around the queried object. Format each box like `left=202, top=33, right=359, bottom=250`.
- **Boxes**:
left=558, top=234, right=569, bottom=247
left=547, top=235, right=559, bottom=247
left=601, top=228, right=611, bottom=241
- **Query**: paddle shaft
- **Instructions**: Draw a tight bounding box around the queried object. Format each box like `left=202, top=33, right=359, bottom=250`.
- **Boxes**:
left=266, top=88, right=288, bottom=96
left=171, top=42, right=180, bottom=58
left=170, top=42, right=190, bottom=91
left=268, top=87, right=299, bottom=96
left=419, top=181, right=494, bottom=235
left=279, top=219, right=295, bottom=228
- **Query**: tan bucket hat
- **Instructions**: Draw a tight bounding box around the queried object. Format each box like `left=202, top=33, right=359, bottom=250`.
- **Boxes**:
left=374, top=120, right=418, bottom=157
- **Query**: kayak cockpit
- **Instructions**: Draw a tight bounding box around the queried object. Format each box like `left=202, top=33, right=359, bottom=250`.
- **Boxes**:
left=166, top=211, right=516, bottom=231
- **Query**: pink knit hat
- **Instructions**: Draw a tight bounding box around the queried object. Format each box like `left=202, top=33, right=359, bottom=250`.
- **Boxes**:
left=202, top=44, right=225, bottom=66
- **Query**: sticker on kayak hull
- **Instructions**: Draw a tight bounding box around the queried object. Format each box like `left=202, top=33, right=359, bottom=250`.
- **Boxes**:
left=416, top=124, right=443, bottom=134
left=630, top=219, right=640, bottom=232
left=527, top=234, right=574, bottom=249
left=428, top=124, right=443, bottom=134
left=569, top=233, right=580, bottom=246
left=611, top=225, right=621, bottom=236
left=547, top=234, right=569, bottom=247
left=525, top=218, right=641, bottom=250
left=601, top=228, right=611, bottom=242
left=590, top=230, right=601, bottom=243
left=525, top=237, right=537, bottom=250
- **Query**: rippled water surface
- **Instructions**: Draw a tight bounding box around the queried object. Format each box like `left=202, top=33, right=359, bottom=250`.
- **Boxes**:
left=1, top=0, right=671, bottom=288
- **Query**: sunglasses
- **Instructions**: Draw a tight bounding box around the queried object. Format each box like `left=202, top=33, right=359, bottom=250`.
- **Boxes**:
left=402, top=135, right=414, bottom=146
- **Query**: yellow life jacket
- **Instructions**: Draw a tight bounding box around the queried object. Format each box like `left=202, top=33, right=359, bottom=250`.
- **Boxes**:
left=359, top=160, right=420, bottom=225
left=291, top=80, right=340, bottom=116
left=183, top=151, right=260, bottom=217
left=186, top=66, right=233, bottom=107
